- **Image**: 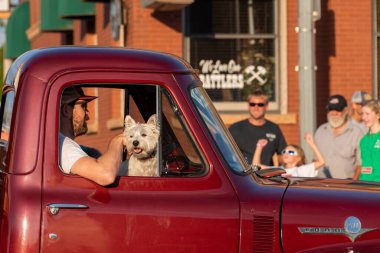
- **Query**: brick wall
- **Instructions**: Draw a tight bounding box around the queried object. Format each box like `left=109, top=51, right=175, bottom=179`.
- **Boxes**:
left=31, top=33, right=67, bottom=49
left=75, top=0, right=185, bottom=152
left=284, top=0, right=373, bottom=148
left=125, top=0, right=183, bottom=56
left=315, top=0, right=372, bottom=126
left=26, top=0, right=375, bottom=156
left=282, top=0, right=300, bottom=146
left=95, top=3, right=122, bottom=47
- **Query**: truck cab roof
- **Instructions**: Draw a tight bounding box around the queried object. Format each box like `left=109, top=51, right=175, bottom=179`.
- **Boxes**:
left=5, top=46, right=195, bottom=89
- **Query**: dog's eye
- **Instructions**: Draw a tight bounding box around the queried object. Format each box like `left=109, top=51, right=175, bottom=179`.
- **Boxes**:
left=129, top=135, right=133, bottom=138
left=142, top=134, right=147, bottom=137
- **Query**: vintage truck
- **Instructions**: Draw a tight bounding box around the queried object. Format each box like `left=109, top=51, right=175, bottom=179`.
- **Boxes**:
left=0, top=46, right=379, bottom=253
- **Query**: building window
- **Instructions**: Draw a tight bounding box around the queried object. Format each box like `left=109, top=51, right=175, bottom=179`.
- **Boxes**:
left=185, top=0, right=279, bottom=111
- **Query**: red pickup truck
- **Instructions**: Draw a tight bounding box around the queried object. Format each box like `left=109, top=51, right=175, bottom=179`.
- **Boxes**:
left=0, top=47, right=379, bottom=253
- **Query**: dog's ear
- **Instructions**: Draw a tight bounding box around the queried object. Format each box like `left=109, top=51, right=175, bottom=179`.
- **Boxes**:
left=124, top=115, right=136, bottom=131
left=147, top=114, right=160, bottom=135
left=146, top=114, right=156, bottom=126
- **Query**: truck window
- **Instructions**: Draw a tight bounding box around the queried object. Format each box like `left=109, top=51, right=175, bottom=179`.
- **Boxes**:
left=58, top=84, right=206, bottom=178
left=190, top=87, right=247, bottom=174
left=0, top=85, right=15, bottom=170
left=161, top=90, right=206, bottom=176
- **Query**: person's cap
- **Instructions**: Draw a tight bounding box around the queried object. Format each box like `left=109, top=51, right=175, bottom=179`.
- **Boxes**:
left=351, top=90, right=372, bottom=105
left=61, top=87, right=98, bottom=104
left=326, top=94, right=347, bottom=111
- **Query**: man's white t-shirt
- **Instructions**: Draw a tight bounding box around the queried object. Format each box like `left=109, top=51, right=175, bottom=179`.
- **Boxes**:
left=59, top=133, right=88, bottom=174
left=284, top=163, right=317, bottom=177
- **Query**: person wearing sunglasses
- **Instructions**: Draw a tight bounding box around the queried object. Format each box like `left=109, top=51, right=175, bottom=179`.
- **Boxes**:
left=59, top=86, right=125, bottom=185
left=252, top=133, right=325, bottom=177
left=229, top=89, right=287, bottom=166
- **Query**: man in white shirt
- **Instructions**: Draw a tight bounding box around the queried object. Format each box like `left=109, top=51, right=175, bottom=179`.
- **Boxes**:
left=59, top=86, right=124, bottom=185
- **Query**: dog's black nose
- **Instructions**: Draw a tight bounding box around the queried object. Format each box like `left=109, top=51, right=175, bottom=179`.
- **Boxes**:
left=133, top=140, right=139, bottom=146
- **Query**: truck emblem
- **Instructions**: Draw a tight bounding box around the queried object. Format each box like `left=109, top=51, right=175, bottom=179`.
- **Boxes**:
left=298, top=216, right=377, bottom=242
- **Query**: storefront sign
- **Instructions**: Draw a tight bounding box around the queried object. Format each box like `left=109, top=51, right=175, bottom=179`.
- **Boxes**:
left=198, top=59, right=268, bottom=89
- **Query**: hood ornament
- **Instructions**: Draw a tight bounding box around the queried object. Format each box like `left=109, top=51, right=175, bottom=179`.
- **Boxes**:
left=298, top=216, right=377, bottom=242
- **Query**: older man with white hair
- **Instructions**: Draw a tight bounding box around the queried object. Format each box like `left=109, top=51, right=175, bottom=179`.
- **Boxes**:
left=314, top=94, right=365, bottom=179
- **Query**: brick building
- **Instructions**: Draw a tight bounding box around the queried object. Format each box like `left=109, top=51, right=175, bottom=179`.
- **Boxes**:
left=4, top=0, right=378, bottom=151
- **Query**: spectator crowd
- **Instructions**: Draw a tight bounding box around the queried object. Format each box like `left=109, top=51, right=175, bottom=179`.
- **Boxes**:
left=229, top=89, right=380, bottom=182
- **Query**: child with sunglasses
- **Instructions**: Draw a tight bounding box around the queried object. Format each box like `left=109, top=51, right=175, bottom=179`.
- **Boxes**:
left=253, top=133, right=325, bottom=177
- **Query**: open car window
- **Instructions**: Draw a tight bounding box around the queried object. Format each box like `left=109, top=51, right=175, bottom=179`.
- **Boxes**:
left=58, top=84, right=207, bottom=177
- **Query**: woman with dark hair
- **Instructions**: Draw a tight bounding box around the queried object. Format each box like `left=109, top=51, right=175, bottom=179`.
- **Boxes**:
left=253, top=133, right=325, bottom=177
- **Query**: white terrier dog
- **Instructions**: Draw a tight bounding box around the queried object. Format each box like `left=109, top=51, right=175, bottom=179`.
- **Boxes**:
left=123, top=114, right=160, bottom=176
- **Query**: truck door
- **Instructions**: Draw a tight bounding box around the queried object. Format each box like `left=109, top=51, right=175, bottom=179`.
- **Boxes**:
left=41, top=82, right=239, bottom=253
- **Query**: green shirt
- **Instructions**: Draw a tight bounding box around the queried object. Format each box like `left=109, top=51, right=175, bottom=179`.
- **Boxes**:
left=359, top=131, right=380, bottom=182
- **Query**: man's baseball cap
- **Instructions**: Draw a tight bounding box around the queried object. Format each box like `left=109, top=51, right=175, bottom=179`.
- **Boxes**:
left=61, top=86, right=98, bottom=104
left=326, top=94, right=347, bottom=111
left=351, top=90, right=372, bottom=105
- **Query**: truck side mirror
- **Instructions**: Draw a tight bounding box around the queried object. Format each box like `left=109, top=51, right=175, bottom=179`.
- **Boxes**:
left=256, top=167, right=286, bottom=178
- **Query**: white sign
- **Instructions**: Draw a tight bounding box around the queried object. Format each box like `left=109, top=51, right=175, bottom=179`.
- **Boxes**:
left=198, top=59, right=268, bottom=89
left=0, top=0, right=9, bottom=12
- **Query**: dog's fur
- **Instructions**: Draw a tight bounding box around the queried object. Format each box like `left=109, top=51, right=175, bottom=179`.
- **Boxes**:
left=123, top=114, right=160, bottom=176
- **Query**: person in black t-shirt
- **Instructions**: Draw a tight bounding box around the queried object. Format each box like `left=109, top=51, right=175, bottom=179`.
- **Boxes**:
left=229, top=89, right=287, bottom=165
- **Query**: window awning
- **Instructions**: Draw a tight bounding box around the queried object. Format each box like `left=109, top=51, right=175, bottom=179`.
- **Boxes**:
left=41, top=0, right=73, bottom=31
left=83, top=0, right=109, bottom=2
left=59, top=0, right=96, bottom=19
left=5, top=2, right=31, bottom=59
left=141, top=0, right=194, bottom=11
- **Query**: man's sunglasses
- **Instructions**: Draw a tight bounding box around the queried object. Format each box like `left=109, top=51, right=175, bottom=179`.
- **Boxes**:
left=281, top=149, right=298, bottom=156
left=249, top=102, right=266, bottom=107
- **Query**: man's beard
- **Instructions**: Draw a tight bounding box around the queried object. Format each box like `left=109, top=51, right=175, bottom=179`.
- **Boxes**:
left=328, top=115, right=347, bottom=128
left=73, top=117, right=88, bottom=137
left=74, top=123, right=88, bottom=137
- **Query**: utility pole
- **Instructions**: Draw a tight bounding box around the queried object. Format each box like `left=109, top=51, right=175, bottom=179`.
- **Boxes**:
left=297, top=0, right=320, bottom=161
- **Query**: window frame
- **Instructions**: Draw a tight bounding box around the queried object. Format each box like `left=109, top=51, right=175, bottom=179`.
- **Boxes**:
left=183, top=0, right=282, bottom=112
left=58, top=84, right=208, bottom=178
left=0, top=85, right=16, bottom=171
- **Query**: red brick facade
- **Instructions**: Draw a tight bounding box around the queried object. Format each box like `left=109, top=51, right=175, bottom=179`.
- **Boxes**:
left=22, top=0, right=374, bottom=149
left=286, top=0, right=373, bottom=144
left=314, top=0, right=373, bottom=126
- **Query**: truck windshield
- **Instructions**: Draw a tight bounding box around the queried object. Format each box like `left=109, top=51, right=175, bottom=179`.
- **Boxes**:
left=190, top=87, right=248, bottom=174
